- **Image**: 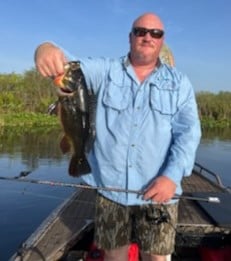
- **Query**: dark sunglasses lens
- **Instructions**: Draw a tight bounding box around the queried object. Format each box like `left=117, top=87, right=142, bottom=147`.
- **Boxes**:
left=133, top=28, right=146, bottom=37
left=150, top=29, right=164, bottom=39
left=133, top=28, right=164, bottom=39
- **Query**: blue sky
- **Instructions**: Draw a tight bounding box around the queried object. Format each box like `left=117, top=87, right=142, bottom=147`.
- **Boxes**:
left=0, top=0, right=230, bottom=93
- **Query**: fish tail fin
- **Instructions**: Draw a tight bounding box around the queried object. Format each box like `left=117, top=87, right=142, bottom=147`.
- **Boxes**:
left=68, top=155, right=91, bottom=177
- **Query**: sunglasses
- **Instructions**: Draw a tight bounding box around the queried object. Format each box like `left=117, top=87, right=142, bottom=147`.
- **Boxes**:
left=132, top=27, right=164, bottom=39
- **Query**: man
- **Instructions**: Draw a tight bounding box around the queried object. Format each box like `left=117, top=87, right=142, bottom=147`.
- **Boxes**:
left=35, top=13, right=201, bottom=261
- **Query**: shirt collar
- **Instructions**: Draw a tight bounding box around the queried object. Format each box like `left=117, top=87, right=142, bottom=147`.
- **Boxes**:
left=122, top=54, right=130, bottom=68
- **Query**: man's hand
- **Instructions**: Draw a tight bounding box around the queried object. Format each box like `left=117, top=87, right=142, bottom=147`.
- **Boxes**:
left=34, top=42, right=67, bottom=77
left=143, top=176, right=177, bottom=203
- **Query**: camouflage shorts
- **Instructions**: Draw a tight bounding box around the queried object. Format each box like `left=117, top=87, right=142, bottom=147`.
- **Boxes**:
left=94, top=193, right=178, bottom=255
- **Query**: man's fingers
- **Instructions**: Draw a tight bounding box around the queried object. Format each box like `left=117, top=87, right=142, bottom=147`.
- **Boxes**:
left=35, top=43, right=68, bottom=77
left=36, top=63, right=52, bottom=77
left=36, top=58, right=66, bottom=78
left=142, top=188, right=157, bottom=201
left=53, top=56, right=67, bottom=76
left=142, top=177, right=176, bottom=203
left=144, top=193, right=166, bottom=203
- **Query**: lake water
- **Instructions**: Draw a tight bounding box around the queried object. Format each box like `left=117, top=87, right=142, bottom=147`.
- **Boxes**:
left=0, top=127, right=230, bottom=260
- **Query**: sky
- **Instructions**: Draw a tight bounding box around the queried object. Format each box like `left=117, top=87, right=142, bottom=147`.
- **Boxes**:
left=0, top=0, right=230, bottom=93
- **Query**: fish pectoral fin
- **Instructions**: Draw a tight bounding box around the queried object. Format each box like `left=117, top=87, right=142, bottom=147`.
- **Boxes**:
left=68, top=155, right=91, bottom=177
left=60, top=135, right=71, bottom=153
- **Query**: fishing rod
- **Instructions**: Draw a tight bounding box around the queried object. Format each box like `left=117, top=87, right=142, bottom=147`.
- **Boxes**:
left=0, top=175, right=220, bottom=203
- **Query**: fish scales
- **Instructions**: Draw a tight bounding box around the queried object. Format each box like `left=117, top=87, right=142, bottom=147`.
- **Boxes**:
left=54, top=61, right=96, bottom=177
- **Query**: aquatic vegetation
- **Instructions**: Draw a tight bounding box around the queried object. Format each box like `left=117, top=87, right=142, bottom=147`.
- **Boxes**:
left=0, top=69, right=230, bottom=128
left=0, top=112, right=59, bottom=128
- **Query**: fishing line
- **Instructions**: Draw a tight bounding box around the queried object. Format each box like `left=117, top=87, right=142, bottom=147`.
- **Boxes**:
left=0, top=187, right=95, bottom=206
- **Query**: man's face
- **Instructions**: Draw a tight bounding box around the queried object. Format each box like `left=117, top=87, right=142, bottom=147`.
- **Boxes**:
left=130, top=14, right=164, bottom=65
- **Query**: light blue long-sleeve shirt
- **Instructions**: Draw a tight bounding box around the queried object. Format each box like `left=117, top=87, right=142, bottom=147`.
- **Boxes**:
left=77, top=55, right=201, bottom=206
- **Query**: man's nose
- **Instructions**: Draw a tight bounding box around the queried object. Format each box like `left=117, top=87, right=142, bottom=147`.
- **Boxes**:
left=143, top=32, right=153, bottom=40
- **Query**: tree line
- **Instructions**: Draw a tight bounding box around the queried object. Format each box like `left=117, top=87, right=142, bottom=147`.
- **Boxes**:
left=0, top=69, right=230, bottom=127
left=0, top=69, right=55, bottom=114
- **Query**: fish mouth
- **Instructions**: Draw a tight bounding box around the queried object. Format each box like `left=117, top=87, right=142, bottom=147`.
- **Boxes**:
left=56, top=87, right=74, bottom=97
left=53, top=74, right=64, bottom=86
left=53, top=75, right=73, bottom=95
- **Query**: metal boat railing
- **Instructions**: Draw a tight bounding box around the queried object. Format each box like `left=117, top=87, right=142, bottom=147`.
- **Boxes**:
left=194, top=162, right=225, bottom=188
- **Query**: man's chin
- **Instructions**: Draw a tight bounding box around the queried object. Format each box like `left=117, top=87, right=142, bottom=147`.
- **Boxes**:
left=134, top=56, right=158, bottom=66
left=137, top=51, right=157, bottom=60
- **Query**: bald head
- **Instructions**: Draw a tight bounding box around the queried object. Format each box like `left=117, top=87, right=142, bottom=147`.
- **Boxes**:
left=132, top=13, right=164, bottom=31
left=129, top=13, right=165, bottom=67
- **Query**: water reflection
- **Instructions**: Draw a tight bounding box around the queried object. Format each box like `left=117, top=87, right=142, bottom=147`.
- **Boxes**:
left=0, top=126, right=65, bottom=171
left=0, top=126, right=230, bottom=260
left=202, top=127, right=231, bottom=141
left=196, top=127, right=231, bottom=187
left=0, top=126, right=78, bottom=260
left=1, top=126, right=230, bottom=170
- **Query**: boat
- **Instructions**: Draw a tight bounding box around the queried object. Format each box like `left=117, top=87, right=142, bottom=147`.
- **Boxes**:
left=10, top=162, right=231, bottom=261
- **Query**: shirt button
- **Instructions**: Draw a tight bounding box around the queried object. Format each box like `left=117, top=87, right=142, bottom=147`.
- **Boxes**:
left=134, top=124, right=137, bottom=127
left=137, top=106, right=140, bottom=110
left=128, top=165, right=132, bottom=168
left=131, top=144, right=135, bottom=147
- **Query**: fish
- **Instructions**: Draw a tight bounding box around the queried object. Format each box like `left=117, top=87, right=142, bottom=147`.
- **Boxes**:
left=53, top=61, right=96, bottom=177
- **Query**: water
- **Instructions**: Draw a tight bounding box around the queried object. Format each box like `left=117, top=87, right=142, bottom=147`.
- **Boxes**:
left=0, top=128, right=79, bottom=260
left=196, top=139, right=231, bottom=186
left=0, top=128, right=230, bottom=260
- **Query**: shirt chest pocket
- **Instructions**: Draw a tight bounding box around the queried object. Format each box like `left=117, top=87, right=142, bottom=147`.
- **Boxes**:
left=150, top=80, right=179, bottom=115
left=102, top=71, right=131, bottom=111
